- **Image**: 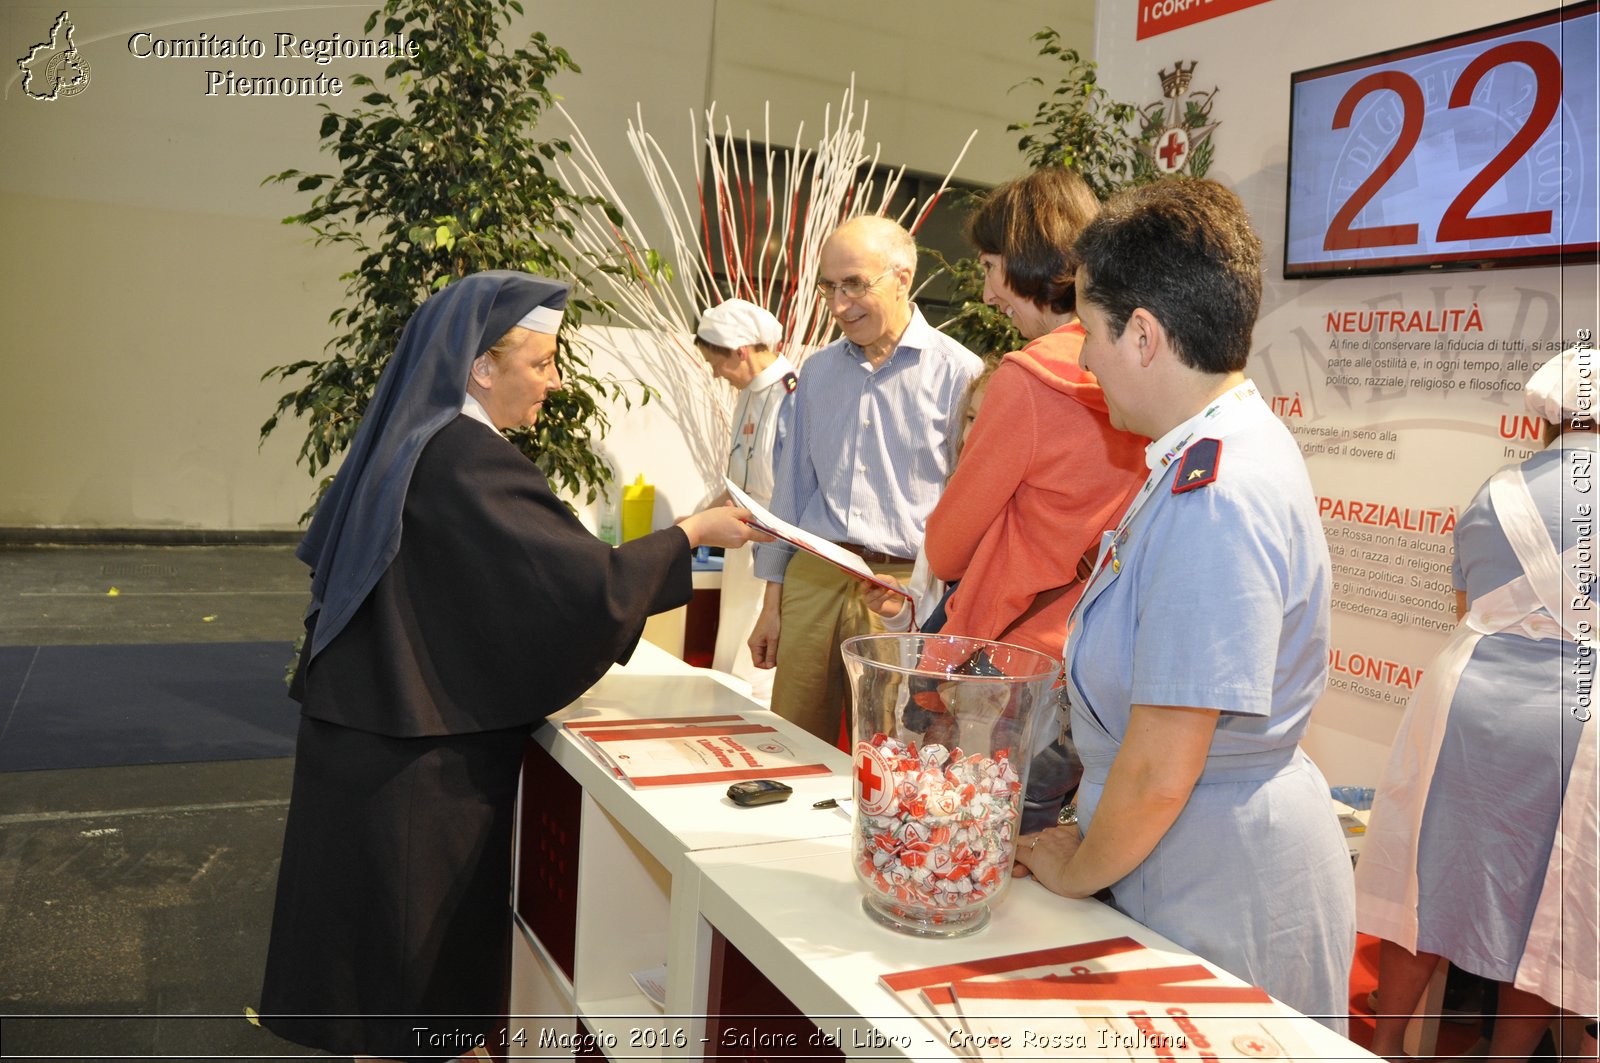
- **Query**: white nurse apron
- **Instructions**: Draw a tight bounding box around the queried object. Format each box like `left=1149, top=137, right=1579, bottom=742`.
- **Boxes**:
left=1355, top=463, right=1596, bottom=1014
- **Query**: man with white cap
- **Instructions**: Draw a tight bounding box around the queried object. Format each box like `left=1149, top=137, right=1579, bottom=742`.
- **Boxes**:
left=695, top=298, right=796, bottom=703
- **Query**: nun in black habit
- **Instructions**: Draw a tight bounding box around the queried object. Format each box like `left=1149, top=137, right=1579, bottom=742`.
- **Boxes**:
left=258, top=271, right=762, bottom=1062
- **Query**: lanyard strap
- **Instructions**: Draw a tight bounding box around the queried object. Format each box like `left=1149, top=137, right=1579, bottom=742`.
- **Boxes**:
left=728, top=385, right=781, bottom=489
left=1085, top=379, right=1265, bottom=587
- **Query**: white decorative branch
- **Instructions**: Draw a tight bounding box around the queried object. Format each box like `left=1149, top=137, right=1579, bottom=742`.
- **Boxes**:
left=556, top=80, right=977, bottom=498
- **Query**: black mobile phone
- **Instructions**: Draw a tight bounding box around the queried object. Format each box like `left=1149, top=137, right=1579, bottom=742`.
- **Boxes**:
left=726, top=779, right=793, bottom=807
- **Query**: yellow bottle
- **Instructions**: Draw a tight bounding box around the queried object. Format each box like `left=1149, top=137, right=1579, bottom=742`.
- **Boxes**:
left=621, top=474, right=655, bottom=543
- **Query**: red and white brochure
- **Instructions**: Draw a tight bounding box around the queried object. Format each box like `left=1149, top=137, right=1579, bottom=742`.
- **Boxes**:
left=725, top=478, right=914, bottom=620
left=947, top=979, right=1317, bottom=1062
left=878, top=937, right=1220, bottom=1054
left=563, top=715, right=831, bottom=788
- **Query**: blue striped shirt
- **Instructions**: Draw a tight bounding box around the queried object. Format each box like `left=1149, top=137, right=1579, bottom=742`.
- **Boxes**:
left=754, top=307, right=982, bottom=582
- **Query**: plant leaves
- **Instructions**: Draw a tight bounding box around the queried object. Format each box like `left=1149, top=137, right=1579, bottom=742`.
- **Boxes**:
left=261, top=0, right=635, bottom=518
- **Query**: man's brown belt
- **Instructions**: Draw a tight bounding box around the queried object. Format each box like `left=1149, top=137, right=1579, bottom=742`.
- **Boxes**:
left=834, top=541, right=914, bottom=567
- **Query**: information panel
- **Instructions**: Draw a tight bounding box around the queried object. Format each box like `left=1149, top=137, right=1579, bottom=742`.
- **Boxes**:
left=1285, top=2, right=1598, bottom=277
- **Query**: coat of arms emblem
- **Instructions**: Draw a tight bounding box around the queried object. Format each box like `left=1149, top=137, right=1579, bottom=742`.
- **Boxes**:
left=1139, top=61, right=1218, bottom=177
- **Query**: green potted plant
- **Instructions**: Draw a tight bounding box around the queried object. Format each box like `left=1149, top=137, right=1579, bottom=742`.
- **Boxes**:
left=260, top=0, right=641, bottom=519
left=934, top=28, right=1156, bottom=354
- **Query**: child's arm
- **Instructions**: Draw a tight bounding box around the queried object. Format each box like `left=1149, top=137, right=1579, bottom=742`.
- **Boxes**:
left=860, top=576, right=912, bottom=629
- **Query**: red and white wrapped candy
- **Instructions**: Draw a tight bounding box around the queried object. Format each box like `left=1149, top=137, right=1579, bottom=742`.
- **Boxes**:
left=852, top=732, right=1024, bottom=916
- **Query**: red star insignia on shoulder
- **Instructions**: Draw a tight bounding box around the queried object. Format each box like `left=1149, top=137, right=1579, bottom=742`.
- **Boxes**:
left=1172, top=438, right=1222, bottom=494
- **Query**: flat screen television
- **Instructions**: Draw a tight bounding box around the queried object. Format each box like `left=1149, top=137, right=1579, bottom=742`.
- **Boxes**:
left=1283, top=2, right=1598, bottom=279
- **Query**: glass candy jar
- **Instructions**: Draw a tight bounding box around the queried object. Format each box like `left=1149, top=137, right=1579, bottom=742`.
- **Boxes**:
left=841, top=633, right=1060, bottom=937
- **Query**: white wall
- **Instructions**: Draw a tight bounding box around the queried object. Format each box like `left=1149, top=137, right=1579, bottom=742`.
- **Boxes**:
left=0, top=0, right=1091, bottom=532
left=707, top=0, right=1094, bottom=186
left=1091, top=0, right=1599, bottom=782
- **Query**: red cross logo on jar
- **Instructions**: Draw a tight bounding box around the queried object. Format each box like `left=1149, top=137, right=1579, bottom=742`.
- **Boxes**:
left=854, top=742, right=896, bottom=816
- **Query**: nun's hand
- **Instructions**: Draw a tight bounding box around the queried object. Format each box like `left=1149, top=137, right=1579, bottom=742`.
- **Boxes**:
left=677, top=505, right=772, bottom=550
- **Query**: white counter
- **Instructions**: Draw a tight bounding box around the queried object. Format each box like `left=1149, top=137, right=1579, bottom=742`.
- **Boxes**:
left=508, top=645, right=1376, bottom=1062
left=510, top=644, right=854, bottom=1056
left=686, top=836, right=1371, bottom=1061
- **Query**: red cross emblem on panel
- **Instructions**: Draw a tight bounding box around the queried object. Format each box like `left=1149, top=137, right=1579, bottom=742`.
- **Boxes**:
left=1156, top=127, right=1191, bottom=173
left=853, top=742, right=895, bottom=815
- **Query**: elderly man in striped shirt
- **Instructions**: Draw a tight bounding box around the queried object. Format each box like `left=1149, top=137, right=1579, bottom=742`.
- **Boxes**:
left=748, top=215, right=983, bottom=743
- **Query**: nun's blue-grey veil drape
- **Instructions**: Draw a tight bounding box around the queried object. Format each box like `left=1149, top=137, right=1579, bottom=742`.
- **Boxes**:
left=295, top=271, right=570, bottom=660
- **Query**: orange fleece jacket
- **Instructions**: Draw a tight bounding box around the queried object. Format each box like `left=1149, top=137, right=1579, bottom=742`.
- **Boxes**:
left=923, top=323, right=1147, bottom=660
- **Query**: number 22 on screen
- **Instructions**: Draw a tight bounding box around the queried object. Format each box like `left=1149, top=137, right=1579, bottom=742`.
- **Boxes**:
left=1325, top=40, right=1561, bottom=252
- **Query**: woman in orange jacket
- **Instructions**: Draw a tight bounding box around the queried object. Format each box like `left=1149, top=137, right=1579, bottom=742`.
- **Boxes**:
left=925, top=168, right=1147, bottom=827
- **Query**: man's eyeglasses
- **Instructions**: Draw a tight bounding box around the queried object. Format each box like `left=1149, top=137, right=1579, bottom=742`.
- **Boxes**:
left=815, top=269, right=892, bottom=300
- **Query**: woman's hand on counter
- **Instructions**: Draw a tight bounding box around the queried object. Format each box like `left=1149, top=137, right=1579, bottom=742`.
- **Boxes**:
left=1011, top=823, right=1091, bottom=897
left=1018, top=704, right=1218, bottom=901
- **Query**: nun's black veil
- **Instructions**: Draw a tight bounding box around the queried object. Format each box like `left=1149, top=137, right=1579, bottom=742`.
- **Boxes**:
left=296, top=271, right=570, bottom=660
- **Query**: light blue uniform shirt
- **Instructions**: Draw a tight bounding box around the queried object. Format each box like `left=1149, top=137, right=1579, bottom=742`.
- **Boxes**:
left=754, top=308, right=981, bottom=582
left=1071, top=403, right=1331, bottom=756
left=1064, top=385, right=1355, bottom=1030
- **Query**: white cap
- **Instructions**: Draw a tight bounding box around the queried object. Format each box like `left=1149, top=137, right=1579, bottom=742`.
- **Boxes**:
left=516, top=305, right=564, bottom=334
left=1525, top=345, right=1596, bottom=424
left=696, top=298, right=782, bottom=350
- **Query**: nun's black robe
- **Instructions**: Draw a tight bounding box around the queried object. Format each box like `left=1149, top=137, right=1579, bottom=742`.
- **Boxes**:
left=259, top=415, right=691, bottom=1060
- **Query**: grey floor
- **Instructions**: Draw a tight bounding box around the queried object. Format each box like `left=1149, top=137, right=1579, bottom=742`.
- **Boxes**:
left=0, top=545, right=330, bottom=1061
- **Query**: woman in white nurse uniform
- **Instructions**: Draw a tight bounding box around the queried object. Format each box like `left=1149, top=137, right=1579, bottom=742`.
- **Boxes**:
left=1356, top=346, right=1597, bottom=1062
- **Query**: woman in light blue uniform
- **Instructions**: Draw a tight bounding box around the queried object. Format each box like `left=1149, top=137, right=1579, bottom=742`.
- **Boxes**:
left=1013, top=179, right=1355, bottom=1032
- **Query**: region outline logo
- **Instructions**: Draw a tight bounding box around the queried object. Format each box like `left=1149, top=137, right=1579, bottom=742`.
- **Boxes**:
left=17, top=10, right=90, bottom=101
